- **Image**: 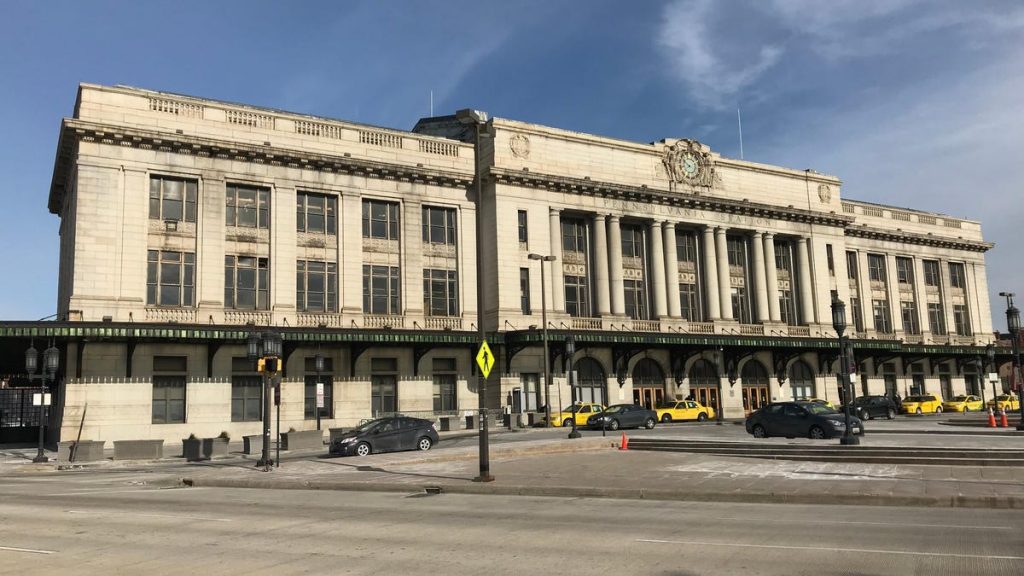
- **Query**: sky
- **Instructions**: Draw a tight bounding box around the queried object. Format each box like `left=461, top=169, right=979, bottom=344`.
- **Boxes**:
left=1, top=0, right=1022, bottom=329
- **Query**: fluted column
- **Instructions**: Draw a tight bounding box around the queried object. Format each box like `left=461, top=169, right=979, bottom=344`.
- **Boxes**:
left=752, top=231, right=770, bottom=323
left=715, top=227, right=733, bottom=320
left=663, top=222, right=681, bottom=318
left=593, top=214, right=611, bottom=316
left=649, top=220, right=668, bottom=318
left=763, top=233, right=781, bottom=322
left=702, top=226, right=720, bottom=320
left=549, top=208, right=564, bottom=314
left=796, top=237, right=814, bottom=324
left=608, top=216, right=625, bottom=315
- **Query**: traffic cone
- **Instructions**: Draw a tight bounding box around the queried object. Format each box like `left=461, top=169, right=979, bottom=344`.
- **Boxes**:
left=1000, top=409, right=1009, bottom=428
left=619, top=432, right=629, bottom=451
left=988, top=407, right=997, bottom=428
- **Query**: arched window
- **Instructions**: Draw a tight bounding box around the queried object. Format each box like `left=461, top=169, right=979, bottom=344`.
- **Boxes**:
left=632, top=358, right=664, bottom=387
left=689, top=359, right=718, bottom=386
left=789, top=360, right=816, bottom=400
left=740, top=360, right=770, bottom=414
left=575, top=357, right=605, bottom=405
left=741, top=360, right=769, bottom=386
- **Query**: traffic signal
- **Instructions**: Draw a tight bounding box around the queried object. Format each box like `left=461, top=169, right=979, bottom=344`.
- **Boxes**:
left=257, top=358, right=265, bottom=373
left=264, top=357, right=279, bottom=373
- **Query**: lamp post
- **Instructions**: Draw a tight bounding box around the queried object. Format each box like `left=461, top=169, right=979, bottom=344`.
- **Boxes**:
left=247, top=329, right=282, bottom=471
left=832, top=298, right=859, bottom=445
left=457, top=108, right=494, bottom=482
left=565, top=335, right=580, bottom=439
left=1000, top=292, right=1024, bottom=430
left=528, top=253, right=557, bottom=428
left=25, top=344, right=59, bottom=463
left=986, top=342, right=997, bottom=410
left=315, top=353, right=325, bottom=431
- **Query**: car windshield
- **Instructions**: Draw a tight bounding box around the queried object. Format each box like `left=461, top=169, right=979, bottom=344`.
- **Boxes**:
left=952, top=396, right=969, bottom=402
left=560, top=406, right=579, bottom=413
left=602, top=406, right=625, bottom=414
left=656, top=402, right=677, bottom=409
left=806, top=404, right=837, bottom=415
left=904, top=396, right=925, bottom=402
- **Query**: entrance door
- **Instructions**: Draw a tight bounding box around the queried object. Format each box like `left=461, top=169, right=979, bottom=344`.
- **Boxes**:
left=691, top=386, right=719, bottom=415
left=632, top=387, right=664, bottom=410
left=940, top=375, right=953, bottom=400
left=741, top=386, right=769, bottom=415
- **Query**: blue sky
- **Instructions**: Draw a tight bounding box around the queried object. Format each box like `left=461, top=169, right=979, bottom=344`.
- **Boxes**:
left=1, top=0, right=1022, bottom=328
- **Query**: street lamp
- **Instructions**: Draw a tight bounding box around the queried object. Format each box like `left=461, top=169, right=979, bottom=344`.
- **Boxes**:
left=25, top=343, right=59, bottom=463
left=986, top=343, right=997, bottom=409
left=831, top=298, right=859, bottom=445
left=528, top=253, right=557, bottom=429
left=457, top=107, right=494, bottom=483
left=314, top=353, right=325, bottom=431
left=247, top=329, right=282, bottom=471
left=1000, top=292, right=1024, bottom=430
left=565, top=335, right=580, bottom=439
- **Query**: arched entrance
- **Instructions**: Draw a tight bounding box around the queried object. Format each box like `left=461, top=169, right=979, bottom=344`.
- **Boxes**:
left=789, top=360, right=816, bottom=400
left=575, top=357, right=606, bottom=406
left=741, top=360, right=770, bottom=415
left=689, top=359, right=719, bottom=414
left=631, top=358, right=665, bottom=409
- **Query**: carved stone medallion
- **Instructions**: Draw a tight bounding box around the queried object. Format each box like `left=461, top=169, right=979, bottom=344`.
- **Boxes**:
left=509, top=134, right=530, bottom=159
left=663, top=139, right=714, bottom=187
left=817, top=184, right=832, bottom=203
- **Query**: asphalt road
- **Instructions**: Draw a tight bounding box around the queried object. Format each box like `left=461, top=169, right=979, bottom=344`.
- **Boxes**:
left=0, top=474, right=1020, bottom=575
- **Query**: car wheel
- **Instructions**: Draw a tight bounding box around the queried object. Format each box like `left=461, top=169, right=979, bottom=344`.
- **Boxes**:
left=860, top=409, right=871, bottom=421
left=644, top=417, right=656, bottom=429
left=609, top=419, right=620, bottom=431
left=915, top=408, right=923, bottom=415
left=417, top=437, right=433, bottom=451
left=887, top=409, right=896, bottom=420
left=697, top=412, right=708, bottom=422
left=355, top=442, right=371, bottom=457
left=561, top=418, right=572, bottom=427
left=661, top=414, right=672, bottom=423
left=752, top=424, right=767, bottom=438
left=809, top=426, right=826, bottom=440
left=935, top=406, right=943, bottom=414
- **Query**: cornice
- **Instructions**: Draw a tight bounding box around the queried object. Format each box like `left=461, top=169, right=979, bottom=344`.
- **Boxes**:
left=49, top=119, right=474, bottom=214
left=490, top=167, right=855, bottom=228
left=845, top=224, right=993, bottom=253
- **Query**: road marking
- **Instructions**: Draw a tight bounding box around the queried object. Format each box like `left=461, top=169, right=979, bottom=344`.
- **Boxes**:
left=0, top=545, right=55, bottom=555
left=66, top=510, right=232, bottom=522
left=44, top=487, right=190, bottom=497
left=636, top=539, right=1024, bottom=560
left=714, top=516, right=1015, bottom=531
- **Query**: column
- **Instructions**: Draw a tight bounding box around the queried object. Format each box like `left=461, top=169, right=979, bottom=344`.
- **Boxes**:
left=751, top=232, right=770, bottom=323
left=702, top=226, right=720, bottom=320
left=593, top=214, right=611, bottom=316
left=885, top=254, right=904, bottom=333
left=856, top=251, right=875, bottom=331
left=649, top=220, right=668, bottom=318
left=796, top=237, right=815, bottom=324
left=763, top=233, right=781, bottom=322
left=663, top=222, right=681, bottom=318
left=938, top=259, right=956, bottom=337
left=608, top=216, right=625, bottom=315
left=715, top=227, right=733, bottom=320
left=912, top=257, right=928, bottom=335
left=549, top=208, right=564, bottom=314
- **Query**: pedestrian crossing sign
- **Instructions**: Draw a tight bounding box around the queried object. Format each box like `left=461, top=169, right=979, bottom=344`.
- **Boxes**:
left=476, top=340, right=494, bottom=379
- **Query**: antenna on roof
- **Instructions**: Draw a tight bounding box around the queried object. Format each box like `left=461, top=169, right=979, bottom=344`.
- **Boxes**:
left=737, top=108, right=744, bottom=160
left=430, top=90, right=434, bottom=117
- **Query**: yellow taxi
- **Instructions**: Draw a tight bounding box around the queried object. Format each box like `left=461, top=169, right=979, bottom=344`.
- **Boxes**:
left=806, top=398, right=836, bottom=410
left=901, top=394, right=944, bottom=414
left=942, top=395, right=984, bottom=413
left=656, top=400, right=716, bottom=423
left=549, top=402, right=605, bottom=427
left=988, top=395, right=1020, bottom=412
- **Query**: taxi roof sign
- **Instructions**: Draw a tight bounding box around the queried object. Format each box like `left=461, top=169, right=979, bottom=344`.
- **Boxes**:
left=476, top=341, right=494, bottom=379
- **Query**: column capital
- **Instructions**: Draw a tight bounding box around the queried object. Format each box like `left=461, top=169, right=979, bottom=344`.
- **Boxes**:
left=608, top=214, right=621, bottom=223
left=752, top=230, right=764, bottom=240
left=662, top=220, right=676, bottom=231
left=549, top=207, right=561, bottom=216
left=763, top=232, right=775, bottom=240
left=593, top=213, right=607, bottom=223
left=715, top=226, right=727, bottom=236
left=797, top=236, right=809, bottom=245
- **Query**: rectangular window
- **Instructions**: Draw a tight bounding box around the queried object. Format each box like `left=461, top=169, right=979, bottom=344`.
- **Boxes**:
left=231, top=376, right=263, bottom=422
left=225, top=183, right=270, bottom=229
left=867, top=254, right=887, bottom=283
left=901, top=301, right=920, bottom=335
left=895, top=257, right=914, bottom=285
left=561, top=218, right=588, bottom=253
left=517, top=210, right=528, bottom=244
left=727, top=237, right=747, bottom=268
left=621, top=225, right=644, bottom=258
left=422, top=206, right=457, bottom=245
left=149, top=176, right=197, bottom=223
left=564, top=275, right=590, bottom=317
left=624, top=279, right=648, bottom=320
left=151, top=355, right=187, bottom=425
left=850, top=297, right=864, bottom=333
left=520, top=268, right=531, bottom=315
left=776, top=242, right=793, bottom=272
left=296, top=260, right=338, bottom=313
left=923, top=260, right=941, bottom=287
left=224, top=256, right=269, bottom=310
left=928, top=302, right=947, bottom=335
left=304, top=356, right=334, bottom=419
left=780, top=289, right=797, bottom=326
left=679, top=284, right=699, bottom=321
left=826, top=244, right=835, bottom=276
left=953, top=304, right=972, bottom=336
left=296, top=192, right=337, bottom=235
left=872, top=299, right=893, bottom=333
left=147, top=250, right=195, bottom=307
left=432, top=358, right=457, bottom=413
left=676, top=231, right=698, bottom=263
left=846, top=251, right=858, bottom=280
left=948, top=263, right=967, bottom=290
left=362, top=199, right=400, bottom=240
left=362, top=265, right=401, bottom=314
left=370, top=358, right=398, bottom=415
left=423, top=269, right=459, bottom=317
left=731, top=287, right=751, bottom=324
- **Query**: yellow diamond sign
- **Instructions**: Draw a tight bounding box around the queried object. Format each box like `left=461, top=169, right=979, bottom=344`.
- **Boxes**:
left=476, top=340, right=494, bottom=379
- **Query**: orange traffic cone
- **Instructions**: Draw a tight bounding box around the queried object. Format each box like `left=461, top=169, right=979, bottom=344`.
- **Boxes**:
left=988, top=407, right=997, bottom=428
left=619, top=432, right=629, bottom=451
left=1000, top=409, right=1009, bottom=428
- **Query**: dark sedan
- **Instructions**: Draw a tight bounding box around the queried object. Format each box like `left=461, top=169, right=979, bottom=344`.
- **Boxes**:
left=586, top=404, right=657, bottom=431
left=745, top=401, right=863, bottom=439
left=840, top=395, right=897, bottom=421
left=329, top=416, right=439, bottom=456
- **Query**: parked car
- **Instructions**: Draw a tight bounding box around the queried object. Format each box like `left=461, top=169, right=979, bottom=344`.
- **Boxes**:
left=806, top=398, right=836, bottom=410
left=329, top=416, right=439, bottom=457
left=549, top=402, right=605, bottom=427
left=840, top=395, right=897, bottom=420
left=655, top=400, right=715, bottom=423
left=988, top=394, right=1021, bottom=411
left=745, top=401, right=863, bottom=439
left=586, top=404, right=657, bottom=431
left=943, top=395, right=984, bottom=413
left=901, top=395, right=943, bottom=414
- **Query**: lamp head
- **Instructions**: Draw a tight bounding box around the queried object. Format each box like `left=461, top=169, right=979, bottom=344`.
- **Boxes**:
left=1007, top=305, right=1021, bottom=334
left=831, top=298, right=847, bottom=336
left=25, top=345, right=38, bottom=376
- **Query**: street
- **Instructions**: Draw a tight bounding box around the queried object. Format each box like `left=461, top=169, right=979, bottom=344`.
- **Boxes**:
left=0, top=473, right=1021, bottom=575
